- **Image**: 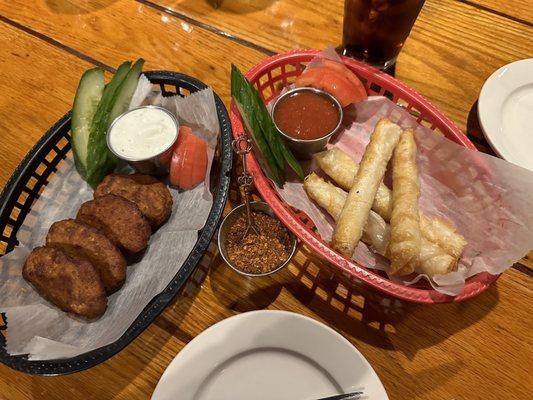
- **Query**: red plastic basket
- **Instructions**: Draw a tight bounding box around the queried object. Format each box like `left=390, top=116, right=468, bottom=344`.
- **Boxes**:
left=229, top=49, right=500, bottom=303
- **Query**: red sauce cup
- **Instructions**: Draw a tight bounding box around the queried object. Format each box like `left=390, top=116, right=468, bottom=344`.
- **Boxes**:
left=271, top=87, right=343, bottom=159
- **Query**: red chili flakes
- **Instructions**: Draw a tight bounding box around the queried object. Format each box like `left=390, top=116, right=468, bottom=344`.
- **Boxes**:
left=226, top=211, right=292, bottom=274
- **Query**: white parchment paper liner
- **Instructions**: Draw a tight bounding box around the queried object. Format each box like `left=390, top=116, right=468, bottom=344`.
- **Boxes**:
left=0, top=76, right=220, bottom=359
left=276, top=95, right=533, bottom=295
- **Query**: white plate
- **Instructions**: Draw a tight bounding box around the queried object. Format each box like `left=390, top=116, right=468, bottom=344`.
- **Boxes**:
left=151, top=310, right=388, bottom=400
left=478, top=58, right=533, bottom=171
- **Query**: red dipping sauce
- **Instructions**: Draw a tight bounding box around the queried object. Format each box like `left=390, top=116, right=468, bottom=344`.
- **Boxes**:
left=273, top=90, right=341, bottom=140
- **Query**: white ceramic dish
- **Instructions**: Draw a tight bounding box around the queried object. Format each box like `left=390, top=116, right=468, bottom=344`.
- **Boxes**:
left=151, top=310, right=388, bottom=400
left=478, top=58, right=533, bottom=171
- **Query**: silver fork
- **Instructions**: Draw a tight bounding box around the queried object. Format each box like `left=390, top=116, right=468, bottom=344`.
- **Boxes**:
left=316, top=391, right=365, bottom=400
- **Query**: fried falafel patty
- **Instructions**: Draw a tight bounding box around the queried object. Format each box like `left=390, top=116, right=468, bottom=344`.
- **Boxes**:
left=76, top=194, right=151, bottom=253
left=23, top=246, right=107, bottom=319
left=46, top=219, right=126, bottom=293
left=95, top=173, right=173, bottom=227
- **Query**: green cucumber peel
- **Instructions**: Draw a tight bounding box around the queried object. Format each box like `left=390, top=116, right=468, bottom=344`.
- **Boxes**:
left=86, top=61, right=131, bottom=187
left=70, top=67, right=105, bottom=178
left=230, top=64, right=304, bottom=185
left=231, top=65, right=284, bottom=187
left=109, top=58, right=145, bottom=123
left=250, top=88, right=285, bottom=171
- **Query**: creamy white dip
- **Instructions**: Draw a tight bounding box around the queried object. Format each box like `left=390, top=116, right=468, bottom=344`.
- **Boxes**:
left=108, top=107, right=177, bottom=160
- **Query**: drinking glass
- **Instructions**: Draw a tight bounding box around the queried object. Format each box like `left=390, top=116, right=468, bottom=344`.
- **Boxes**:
left=341, top=0, right=425, bottom=70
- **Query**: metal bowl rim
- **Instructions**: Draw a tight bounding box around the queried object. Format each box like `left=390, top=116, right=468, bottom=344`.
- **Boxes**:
left=106, top=105, right=179, bottom=162
left=270, top=87, right=344, bottom=144
left=217, top=201, right=298, bottom=277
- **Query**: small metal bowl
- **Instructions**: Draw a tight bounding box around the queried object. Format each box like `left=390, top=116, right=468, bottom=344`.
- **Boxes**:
left=271, top=87, right=343, bottom=159
left=218, top=201, right=298, bottom=277
left=107, top=105, right=179, bottom=175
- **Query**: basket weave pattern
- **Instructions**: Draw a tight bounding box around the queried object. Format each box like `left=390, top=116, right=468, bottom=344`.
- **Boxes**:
left=229, top=50, right=499, bottom=304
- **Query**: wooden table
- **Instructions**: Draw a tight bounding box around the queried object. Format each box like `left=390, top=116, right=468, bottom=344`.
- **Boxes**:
left=0, top=1, right=532, bottom=399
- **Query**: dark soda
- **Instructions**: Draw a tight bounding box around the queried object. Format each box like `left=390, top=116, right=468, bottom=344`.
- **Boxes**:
left=341, top=0, right=425, bottom=69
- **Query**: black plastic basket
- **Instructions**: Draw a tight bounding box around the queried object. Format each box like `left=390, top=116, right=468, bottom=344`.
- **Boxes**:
left=0, top=71, right=233, bottom=375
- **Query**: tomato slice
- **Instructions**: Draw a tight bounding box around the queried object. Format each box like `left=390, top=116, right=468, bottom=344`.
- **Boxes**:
left=169, top=126, right=208, bottom=190
left=321, top=59, right=367, bottom=103
left=295, top=61, right=368, bottom=107
left=160, top=125, right=190, bottom=168
left=188, top=136, right=208, bottom=188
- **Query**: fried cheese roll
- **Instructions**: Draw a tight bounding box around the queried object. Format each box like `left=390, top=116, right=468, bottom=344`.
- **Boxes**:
left=314, top=148, right=393, bottom=221
left=332, top=119, right=402, bottom=258
left=303, top=173, right=346, bottom=221
left=304, top=173, right=456, bottom=276
left=388, top=129, right=422, bottom=275
left=315, top=147, right=466, bottom=260
left=419, top=217, right=467, bottom=261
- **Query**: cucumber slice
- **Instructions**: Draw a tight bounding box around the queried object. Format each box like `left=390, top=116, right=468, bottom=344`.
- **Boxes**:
left=108, top=58, right=145, bottom=123
left=251, top=88, right=285, bottom=171
left=231, top=65, right=284, bottom=187
left=85, top=61, right=131, bottom=187
left=231, top=64, right=304, bottom=186
left=279, top=137, right=305, bottom=180
left=251, top=81, right=304, bottom=180
left=234, top=99, right=284, bottom=187
left=85, top=60, right=146, bottom=187
left=71, top=68, right=104, bottom=178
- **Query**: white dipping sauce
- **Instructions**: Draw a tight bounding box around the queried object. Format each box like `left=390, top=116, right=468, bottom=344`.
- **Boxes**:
left=108, top=107, right=177, bottom=160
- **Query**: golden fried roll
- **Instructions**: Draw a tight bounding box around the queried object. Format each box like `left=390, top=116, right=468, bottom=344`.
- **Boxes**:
left=314, top=148, right=392, bottom=220
left=315, top=147, right=466, bottom=260
left=304, top=173, right=346, bottom=221
left=304, top=173, right=456, bottom=276
left=23, top=246, right=107, bottom=319
left=332, top=119, right=402, bottom=258
left=362, top=210, right=391, bottom=257
left=77, top=194, right=151, bottom=253
left=419, top=217, right=467, bottom=261
left=46, top=219, right=126, bottom=293
left=415, top=239, right=458, bottom=276
left=388, top=129, right=422, bottom=275
left=95, top=174, right=173, bottom=227
left=304, top=173, right=390, bottom=255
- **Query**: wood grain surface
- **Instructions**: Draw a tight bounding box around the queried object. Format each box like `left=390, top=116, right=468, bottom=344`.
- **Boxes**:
left=0, top=21, right=102, bottom=189
left=465, top=0, right=533, bottom=24
left=0, top=1, right=532, bottom=399
left=2, top=0, right=532, bottom=142
left=0, top=0, right=267, bottom=104
left=148, top=0, right=533, bottom=148
left=2, top=0, right=527, bottom=251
